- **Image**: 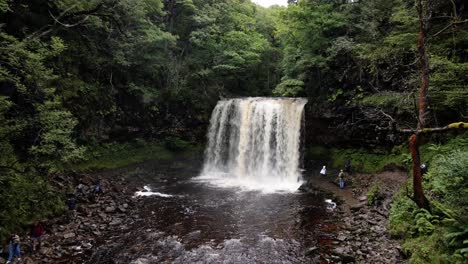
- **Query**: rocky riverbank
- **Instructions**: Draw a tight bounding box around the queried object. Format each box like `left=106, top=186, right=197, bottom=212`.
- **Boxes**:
left=304, top=170, right=408, bottom=263
left=1, top=174, right=144, bottom=264
left=2, top=166, right=409, bottom=264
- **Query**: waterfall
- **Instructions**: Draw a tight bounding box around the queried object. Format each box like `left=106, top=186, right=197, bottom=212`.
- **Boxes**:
left=199, top=97, right=307, bottom=192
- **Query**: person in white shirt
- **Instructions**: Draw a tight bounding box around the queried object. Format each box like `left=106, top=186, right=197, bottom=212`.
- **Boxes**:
left=320, top=165, right=327, bottom=176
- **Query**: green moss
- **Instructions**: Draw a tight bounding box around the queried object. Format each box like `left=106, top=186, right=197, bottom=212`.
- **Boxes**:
left=307, top=132, right=468, bottom=174
left=329, top=147, right=406, bottom=173
left=73, top=139, right=202, bottom=172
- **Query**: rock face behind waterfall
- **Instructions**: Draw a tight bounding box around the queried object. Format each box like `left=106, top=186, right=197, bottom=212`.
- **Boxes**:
left=200, top=97, right=307, bottom=191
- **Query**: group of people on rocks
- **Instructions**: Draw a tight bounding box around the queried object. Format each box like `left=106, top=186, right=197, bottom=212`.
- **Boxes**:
left=4, top=178, right=104, bottom=263
left=319, top=160, right=352, bottom=189
left=5, top=222, right=44, bottom=263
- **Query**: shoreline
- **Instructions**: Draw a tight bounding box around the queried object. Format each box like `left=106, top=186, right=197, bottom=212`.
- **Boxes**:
left=3, top=165, right=409, bottom=263
left=303, top=170, right=408, bottom=263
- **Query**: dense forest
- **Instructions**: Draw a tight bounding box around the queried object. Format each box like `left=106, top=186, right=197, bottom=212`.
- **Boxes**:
left=1, top=0, right=467, bottom=263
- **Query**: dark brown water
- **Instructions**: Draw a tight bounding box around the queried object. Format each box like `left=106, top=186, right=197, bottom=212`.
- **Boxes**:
left=87, top=161, right=333, bottom=263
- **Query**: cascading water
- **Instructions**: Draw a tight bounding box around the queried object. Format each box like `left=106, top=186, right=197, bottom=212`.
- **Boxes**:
left=199, top=97, right=307, bottom=192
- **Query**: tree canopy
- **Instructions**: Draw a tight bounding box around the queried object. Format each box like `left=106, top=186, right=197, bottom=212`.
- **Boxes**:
left=0, top=0, right=467, bottom=251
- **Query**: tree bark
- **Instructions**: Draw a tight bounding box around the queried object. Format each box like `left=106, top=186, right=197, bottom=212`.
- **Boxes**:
left=409, top=134, right=430, bottom=209
left=411, top=0, right=431, bottom=210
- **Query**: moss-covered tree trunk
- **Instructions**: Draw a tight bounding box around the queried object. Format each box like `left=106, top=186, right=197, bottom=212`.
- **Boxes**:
left=411, top=0, right=431, bottom=210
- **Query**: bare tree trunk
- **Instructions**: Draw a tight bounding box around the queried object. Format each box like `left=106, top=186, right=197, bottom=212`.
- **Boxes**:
left=409, top=134, right=430, bottom=209
left=411, top=0, right=431, bottom=210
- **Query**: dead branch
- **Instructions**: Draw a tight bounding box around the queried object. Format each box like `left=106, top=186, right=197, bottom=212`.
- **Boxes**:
left=399, top=122, right=468, bottom=134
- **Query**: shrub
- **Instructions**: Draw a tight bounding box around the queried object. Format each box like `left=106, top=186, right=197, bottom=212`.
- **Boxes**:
left=367, top=182, right=383, bottom=206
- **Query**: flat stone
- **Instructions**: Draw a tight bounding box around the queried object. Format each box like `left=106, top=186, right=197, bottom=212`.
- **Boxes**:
left=358, top=195, right=368, bottom=202
left=105, top=206, right=116, bottom=213
left=63, top=232, right=75, bottom=239
left=333, top=247, right=346, bottom=255
left=337, top=235, right=347, bottom=241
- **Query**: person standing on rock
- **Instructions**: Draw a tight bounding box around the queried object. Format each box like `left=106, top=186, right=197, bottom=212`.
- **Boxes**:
left=30, top=222, right=45, bottom=253
left=6, top=233, right=21, bottom=263
left=67, top=194, right=77, bottom=221
left=94, top=179, right=103, bottom=194
left=338, top=170, right=345, bottom=189
left=320, top=165, right=327, bottom=177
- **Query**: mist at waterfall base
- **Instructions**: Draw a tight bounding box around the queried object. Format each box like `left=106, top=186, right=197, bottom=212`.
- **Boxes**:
left=198, top=97, right=307, bottom=192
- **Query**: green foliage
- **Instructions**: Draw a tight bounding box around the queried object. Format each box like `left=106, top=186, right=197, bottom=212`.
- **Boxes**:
left=74, top=140, right=201, bottom=172
left=389, top=134, right=468, bottom=263
left=329, top=147, right=406, bottom=173
left=0, top=0, right=9, bottom=13
left=0, top=0, right=467, bottom=256
left=360, top=91, right=413, bottom=115
left=164, top=136, right=192, bottom=152
left=0, top=172, right=65, bottom=241
left=401, top=230, right=452, bottom=264
left=328, top=88, right=344, bottom=103
left=276, top=0, right=467, bottom=127
left=277, top=1, right=345, bottom=81
left=30, top=96, right=86, bottom=172
left=367, top=182, right=382, bottom=206
left=389, top=188, right=418, bottom=237
left=425, top=150, right=468, bottom=209
left=273, top=78, right=304, bottom=96
left=413, top=209, right=438, bottom=235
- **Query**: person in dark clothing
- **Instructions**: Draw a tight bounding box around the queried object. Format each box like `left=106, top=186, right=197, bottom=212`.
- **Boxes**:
left=94, top=179, right=103, bottom=194
left=420, top=163, right=428, bottom=175
left=67, top=195, right=77, bottom=210
left=345, top=160, right=351, bottom=175
left=30, top=222, right=45, bottom=253
left=67, top=195, right=77, bottom=220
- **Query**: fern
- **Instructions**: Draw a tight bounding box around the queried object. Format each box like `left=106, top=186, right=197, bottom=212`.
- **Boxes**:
left=413, top=209, right=439, bottom=235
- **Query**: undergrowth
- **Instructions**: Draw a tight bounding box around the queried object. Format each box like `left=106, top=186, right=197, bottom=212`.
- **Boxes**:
left=306, top=145, right=408, bottom=173
left=389, top=133, right=468, bottom=263
left=73, top=138, right=201, bottom=172
left=367, top=181, right=383, bottom=206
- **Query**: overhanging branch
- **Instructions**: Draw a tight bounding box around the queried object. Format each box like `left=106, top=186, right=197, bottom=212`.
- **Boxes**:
left=399, top=122, right=468, bottom=134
